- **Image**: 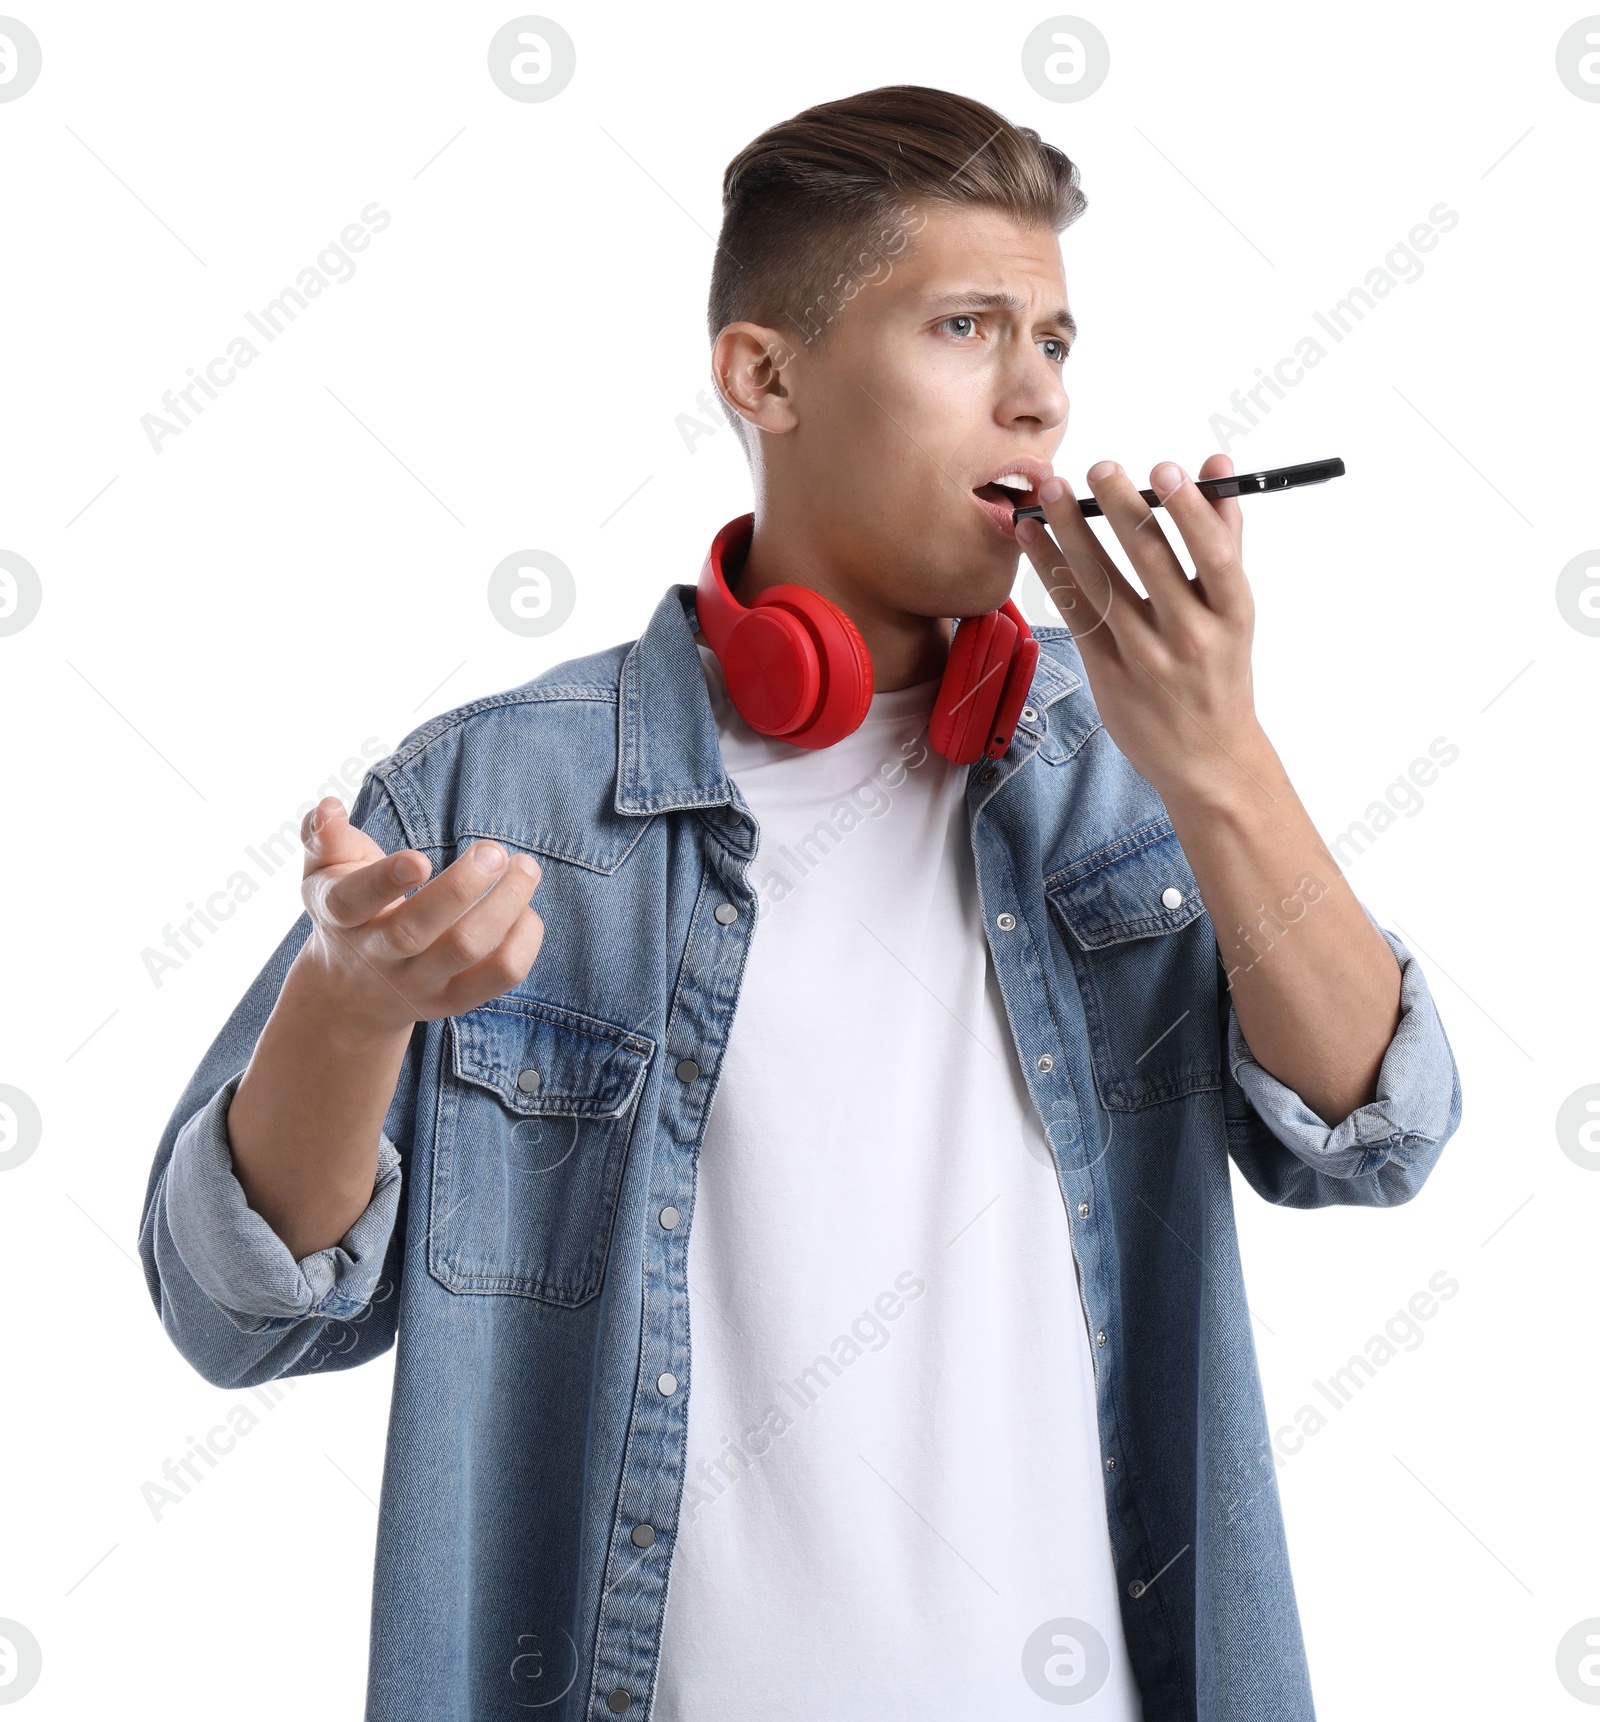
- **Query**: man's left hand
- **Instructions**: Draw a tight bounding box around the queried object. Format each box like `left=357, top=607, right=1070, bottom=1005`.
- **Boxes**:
left=1015, top=451, right=1403, bottom=1127
left=1016, top=451, right=1271, bottom=814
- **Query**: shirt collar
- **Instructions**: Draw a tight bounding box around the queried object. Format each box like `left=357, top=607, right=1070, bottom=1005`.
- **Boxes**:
left=614, top=579, right=1082, bottom=819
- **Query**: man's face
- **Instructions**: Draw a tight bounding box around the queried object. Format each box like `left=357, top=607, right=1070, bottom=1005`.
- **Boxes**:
left=765, top=203, right=1073, bottom=620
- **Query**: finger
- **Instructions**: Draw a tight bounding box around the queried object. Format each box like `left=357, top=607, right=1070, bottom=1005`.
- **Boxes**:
left=301, top=795, right=386, bottom=878
left=373, top=841, right=542, bottom=957
left=1153, top=455, right=1249, bottom=618
left=1187, top=452, right=1250, bottom=618
left=434, top=901, right=549, bottom=1019
left=311, top=843, right=436, bottom=930
left=401, top=854, right=545, bottom=998
left=1083, top=461, right=1195, bottom=619
left=1195, top=450, right=1244, bottom=540
left=1016, top=516, right=1116, bottom=655
left=1021, top=471, right=1146, bottom=645
left=301, top=795, right=339, bottom=847
left=317, top=836, right=526, bottom=942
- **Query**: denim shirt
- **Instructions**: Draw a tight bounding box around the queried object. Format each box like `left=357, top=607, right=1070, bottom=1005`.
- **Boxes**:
left=138, top=578, right=1462, bottom=1722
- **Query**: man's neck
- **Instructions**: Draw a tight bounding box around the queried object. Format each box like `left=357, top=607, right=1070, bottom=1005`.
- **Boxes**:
left=729, top=521, right=952, bottom=692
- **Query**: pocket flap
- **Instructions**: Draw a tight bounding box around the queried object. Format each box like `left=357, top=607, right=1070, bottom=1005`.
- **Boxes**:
left=1046, top=820, right=1205, bottom=950
left=447, top=998, right=653, bottom=1118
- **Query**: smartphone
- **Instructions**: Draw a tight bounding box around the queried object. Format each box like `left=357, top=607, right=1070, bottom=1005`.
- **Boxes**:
left=1011, top=457, right=1345, bottom=522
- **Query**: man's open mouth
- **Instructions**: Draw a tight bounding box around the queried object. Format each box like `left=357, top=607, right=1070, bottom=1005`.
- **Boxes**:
left=972, top=480, right=1038, bottom=511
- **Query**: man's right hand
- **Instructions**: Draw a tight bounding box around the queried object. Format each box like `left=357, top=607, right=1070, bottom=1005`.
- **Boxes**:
left=294, top=793, right=545, bottom=1034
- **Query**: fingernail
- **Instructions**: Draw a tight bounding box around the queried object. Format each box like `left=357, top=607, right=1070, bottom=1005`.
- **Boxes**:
left=393, top=854, right=425, bottom=882
left=1154, top=462, right=1185, bottom=490
left=1038, top=476, right=1066, bottom=504
left=474, top=843, right=505, bottom=872
left=1086, top=461, right=1117, bottom=483
left=1016, top=517, right=1040, bottom=545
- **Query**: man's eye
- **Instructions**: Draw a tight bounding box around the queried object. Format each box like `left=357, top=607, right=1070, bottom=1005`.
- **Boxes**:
left=938, top=314, right=979, bottom=338
left=1041, top=338, right=1070, bottom=364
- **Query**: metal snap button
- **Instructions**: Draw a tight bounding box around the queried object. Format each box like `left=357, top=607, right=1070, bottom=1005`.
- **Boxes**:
left=659, top=1206, right=681, bottom=1230
left=675, top=1058, right=700, bottom=1082
left=516, top=1068, right=541, bottom=1093
left=996, top=912, right=1017, bottom=931
left=714, top=902, right=738, bottom=924
left=1160, top=886, right=1184, bottom=910
left=631, top=1523, right=656, bottom=1548
left=607, top=1690, right=632, bottom=1714
left=1037, top=1053, right=1055, bottom=1073
left=1078, top=1201, right=1090, bottom=1219
left=1021, top=706, right=1037, bottom=722
left=657, top=1372, right=677, bottom=1396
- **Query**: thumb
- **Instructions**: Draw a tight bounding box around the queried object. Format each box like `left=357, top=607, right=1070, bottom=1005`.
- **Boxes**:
left=302, top=794, right=343, bottom=845
left=302, top=794, right=379, bottom=875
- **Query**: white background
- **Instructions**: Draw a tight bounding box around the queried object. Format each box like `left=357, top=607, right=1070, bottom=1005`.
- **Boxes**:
left=1, top=0, right=1596, bottom=1716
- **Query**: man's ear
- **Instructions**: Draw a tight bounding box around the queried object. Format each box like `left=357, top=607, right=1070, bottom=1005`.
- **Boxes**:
left=712, top=322, right=802, bottom=435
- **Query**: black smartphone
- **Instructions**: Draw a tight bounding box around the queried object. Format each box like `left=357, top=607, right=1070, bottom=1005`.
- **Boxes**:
left=1011, top=457, right=1345, bottom=521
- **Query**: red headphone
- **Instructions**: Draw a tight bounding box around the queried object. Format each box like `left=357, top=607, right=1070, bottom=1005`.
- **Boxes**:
left=694, top=513, right=1039, bottom=765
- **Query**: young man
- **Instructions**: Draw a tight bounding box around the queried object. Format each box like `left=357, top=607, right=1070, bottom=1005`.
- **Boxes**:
left=139, top=85, right=1461, bottom=1721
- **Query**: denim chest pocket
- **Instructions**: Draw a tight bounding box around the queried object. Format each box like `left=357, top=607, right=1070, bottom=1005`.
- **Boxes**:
left=429, top=998, right=655, bottom=1305
left=1045, top=821, right=1223, bottom=1110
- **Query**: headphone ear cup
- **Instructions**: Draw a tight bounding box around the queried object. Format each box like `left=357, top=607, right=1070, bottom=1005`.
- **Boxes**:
left=730, top=582, right=874, bottom=747
left=720, top=604, right=823, bottom=736
left=809, top=590, right=875, bottom=718
left=928, top=611, right=984, bottom=762
left=931, top=609, right=1017, bottom=764
left=787, top=585, right=875, bottom=747
left=987, top=632, right=1039, bottom=758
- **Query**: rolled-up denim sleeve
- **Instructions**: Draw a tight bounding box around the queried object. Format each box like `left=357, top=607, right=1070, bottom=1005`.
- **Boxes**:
left=1222, top=920, right=1463, bottom=1207
left=161, top=1066, right=402, bottom=1332
left=139, top=764, right=421, bottom=1389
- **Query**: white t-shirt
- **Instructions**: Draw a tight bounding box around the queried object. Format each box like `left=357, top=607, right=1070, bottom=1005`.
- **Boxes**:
left=653, top=640, right=1143, bottom=1721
